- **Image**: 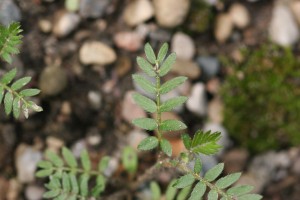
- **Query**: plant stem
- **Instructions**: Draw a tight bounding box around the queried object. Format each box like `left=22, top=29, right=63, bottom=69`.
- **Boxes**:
left=155, top=62, right=162, bottom=141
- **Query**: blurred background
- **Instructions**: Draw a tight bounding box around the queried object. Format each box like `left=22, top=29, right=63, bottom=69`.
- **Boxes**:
left=0, top=0, right=300, bottom=199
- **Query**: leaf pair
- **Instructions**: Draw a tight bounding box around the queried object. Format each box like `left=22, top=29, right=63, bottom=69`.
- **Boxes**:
left=137, top=136, right=172, bottom=156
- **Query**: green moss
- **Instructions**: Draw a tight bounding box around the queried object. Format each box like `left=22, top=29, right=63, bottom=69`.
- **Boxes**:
left=221, top=45, right=300, bottom=153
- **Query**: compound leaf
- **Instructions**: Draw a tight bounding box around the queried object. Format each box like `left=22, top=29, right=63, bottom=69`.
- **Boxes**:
left=191, top=130, right=222, bottom=155
left=43, top=190, right=60, bottom=198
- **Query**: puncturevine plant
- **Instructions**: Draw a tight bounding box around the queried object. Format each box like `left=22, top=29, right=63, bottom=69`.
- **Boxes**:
left=0, top=22, right=42, bottom=118
left=36, top=43, right=262, bottom=200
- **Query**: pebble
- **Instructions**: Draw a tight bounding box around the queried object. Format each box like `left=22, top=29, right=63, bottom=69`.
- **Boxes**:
left=122, top=91, right=147, bottom=124
left=292, top=156, right=300, bottom=175
left=115, top=56, right=132, bottom=77
left=171, top=32, right=195, bottom=60
left=114, top=31, right=143, bottom=52
left=197, top=56, right=220, bottom=79
left=223, top=149, right=249, bottom=174
left=79, top=41, right=117, bottom=65
left=0, top=177, right=9, bottom=200
left=214, top=13, right=234, bottom=43
left=0, top=0, right=21, bottom=26
left=123, top=0, right=154, bottom=26
left=7, top=179, right=21, bottom=200
left=53, top=11, right=80, bottom=38
left=290, top=1, right=300, bottom=25
left=46, top=136, right=65, bottom=153
left=206, top=78, right=221, bottom=95
left=127, top=129, right=148, bottom=150
left=86, top=128, right=102, bottom=146
left=207, top=97, right=223, bottom=123
left=153, top=0, right=190, bottom=28
left=186, top=83, right=207, bottom=116
left=39, top=65, right=68, bottom=96
left=15, top=144, right=42, bottom=183
left=269, top=2, right=299, bottom=46
left=79, top=0, right=110, bottom=18
left=25, top=185, right=45, bottom=200
left=229, top=3, right=250, bottom=29
left=38, top=19, right=52, bottom=33
left=169, top=138, right=186, bottom=157
left=88, top=91, right=102, bottom=110
left=171, top=59, right=201, bottom=80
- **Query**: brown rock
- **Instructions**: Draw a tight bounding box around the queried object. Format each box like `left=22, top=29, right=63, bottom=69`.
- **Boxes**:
left=171, top=59, right=201, bottom=80
left=123, top=0, right=154, bottom=26
left=215, top=13, right=233, bottom=43
left=122, top=91, right=147, bottom=124
left=114, top=31, right=143, bottom=52
left=223, top=148, right=249, bottom=174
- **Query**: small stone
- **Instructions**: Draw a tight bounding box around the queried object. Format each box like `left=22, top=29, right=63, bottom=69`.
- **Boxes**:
left=88, top=91, right=102, bottom=110
left=15, top=144, right=42, bottom=183
left=39, top=65, right=68, bottom=96
left=229, top=3, right=250, bottom=29
left=153, top=0, right=190, bottom=28
left=197, top=56, right=220, bottom=79
left=86, top=128, right=102, bottom=146
left=122, top=91, right=147, bottom=124
left=79, top=0, right=110, bottom=18
left=123, top=0, right=154, bottom=26
left=292, top=157, right=300, bottom=175
left=38, top=19, right=52, bottom=33
left=7, top=179, right=21, bottom=200
left=79, top=41, right=117, bottom=65
left=114, top=31, right=143, bottom=52
left=206, top=78, right=221, bottom=95
left=0, top=177, right=9, bottom=200
left=127, top=129, right=148, bottom=150
left=207, top=97, right=223, bottom=123
left=169, top=138, right=186, bottom=157
left=171, top=32, right=195, bottom=60
left=223, top=149, right=249, bottom=174
left=214, top=13, right=234, bottom=43
left=115, top=56, right=132, bottom=77
left=171, top=59, right=201, bottom=80
left=61, top=101, right=72, bottom=115
left=46, top=136, right=64, bottom=153
left=53, top=11, right=80, bottom=38
left=290, top=1, right=300, bottom=25
left=25, top=185, right=45, bottom=200
left=269, top=2, right=299, bottom=46
left=186, top=83, right=207, bottom=116
left=0, top=0, right=21, bottom=26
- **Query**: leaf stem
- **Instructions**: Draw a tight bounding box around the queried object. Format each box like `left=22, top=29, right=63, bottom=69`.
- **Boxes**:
left=155, top=62, right=162, bottom=141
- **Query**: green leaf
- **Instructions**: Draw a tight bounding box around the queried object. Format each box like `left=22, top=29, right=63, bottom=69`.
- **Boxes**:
left=1, top=68, right=17, bottom=84
left=159, top=53, right=176, bottom=77
left=204, top=163, right=224, bottom=182
left=138, top=136, right=159, bottom=151
left=46, top=177, right=61, bottom=190
left=55, top=193, right=68, bottom=200
left=181, top=134, right=192, bottom=150
left=35, top=169, right=54, bottom=177
left=160, top=139, right=172, bottom=157
left=92, top=175, right=106, bottom=197
left=194, top=158, right=202, bottom=174
left=191, top=130, right=222, bottom=155
left=166, top=180, right=178, bottom=200
left=11, top=76, right=31, bottom=90
left=157, top=43, right=169, bottom=64
left=19, top=88, right=41, bottom=97
left=239, top=194, right=263, bottom=200
left=227, top=185, right=254, bottom=196
left=132, top=74, right=156, bottom=94
left=132, top=118, right=157, bottom=130
left=160, top=76, right=187, bottom=94
left=189, top=181, right=206, bottom=200
left=80, top=150, right=91, bottom=171
left=208, top=190, right=218, bottom=200
left=62, top=147, right=78, bottom=168
left=177, top=185, right=192, bottom=200
left=43, top=190, right=60, bottom=198
left=215, top=173, right=241, bottom=189
left=62, top=173, right=71, bottom=192
left=69, top=173, right=79, bottom=193
left=122, top=146, right=138, bottom=174
left=160, top=96, right=188, bottom=112
left=46, top=150, right=64, bottom=167
left=98, top=156, right=110, bottom=173
left=144, top=43, right=156, bottom=64
left=12, top=97, right=20, bottom=119
left=65, top=0, right=79, bottom=12
left=37, top=161, right=53, bottom=169
left=150, top=181, right=161, bottom=200
left=132, top=93, right=156, bottom=113
left=0, top=86, right=4, bottom=104
left=79, top=174, right=90, bottom=197
left=137, top=56, right=156, bottom=77
left=28, top=101, right=43, bottom=112
left=4, top=92, right=13, bottom=115
left=160, top=119, right=187, bottom=131
left=173, top=174, right=195, bottom=189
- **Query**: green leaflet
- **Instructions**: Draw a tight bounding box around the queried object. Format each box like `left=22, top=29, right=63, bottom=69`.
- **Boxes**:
left=160, top=96, right=188, bottom=112
left=181, top=134, right=192, bottom=150
left=20, top=88, right=41, bottom=97
left=62, top=173, right=71, bottom=192
left=69, top=173, right=79, bottom=193
left=0, top=86, right=4, bottom=104
left=12, top=97, right=20, bottom=119
left=238, top=194, right=263, bottom=200
left=122, top=146, right=138, bottom=174
left=144, top=43, right=156, bottom=64
left=132, top=118, right=157, bottom=130
left=91, top=175, right=106, bottom=197
left=62, top=147, right=78, bottom=168
left=150, top=181, right=161, bottom=200
left=215, top=173, right=241, bottom=189
left=136, top=56, right=156, bottom=77
left=188, top=181, right=206, bottom=200
left=160, top=76, right=187, bottom=94
left=208, top=190, right=218, bottom=200
left=132, top=93, right=156, bottom=113
left=46, top=150, right=64, bottom=167
left=132, top=74, right=156, bottom=94
left=79, top=174, right=90, bottom=197
left=226, top=185, right=254, bottom=196
left=36, top=169, right=54, bottom=178
left=80, top=150, right=91, bottom=171
left=11, top=76, right=31, bottom=90
left=138, top=136, right=159, bottom=150
left=190, top=130, right=222, bottom=155
left=160, top=139, right=172, bottom=157
left=204, top=163, right=224, bottom=182
left=43, top=190, right=60, bottom=198
left=98, top=156, right=110, bottom=173
left=1, top=68, right=17, bottom=84
left=194, top=158, right=202, bottom=174
left=157, top=43, right=169, bottom=64
left=177, top=185, right=192, bottom=200
left=173, top=174, right=195, bottom=189
left=166, top=180, right=178, bottom=200
left=159, top=53, right=176, bottom=77
left=4, top=92, right=13, bottom=115
left=65, top=0, right=80, bottom=12
left=160, top=119, right=187, bottom=131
